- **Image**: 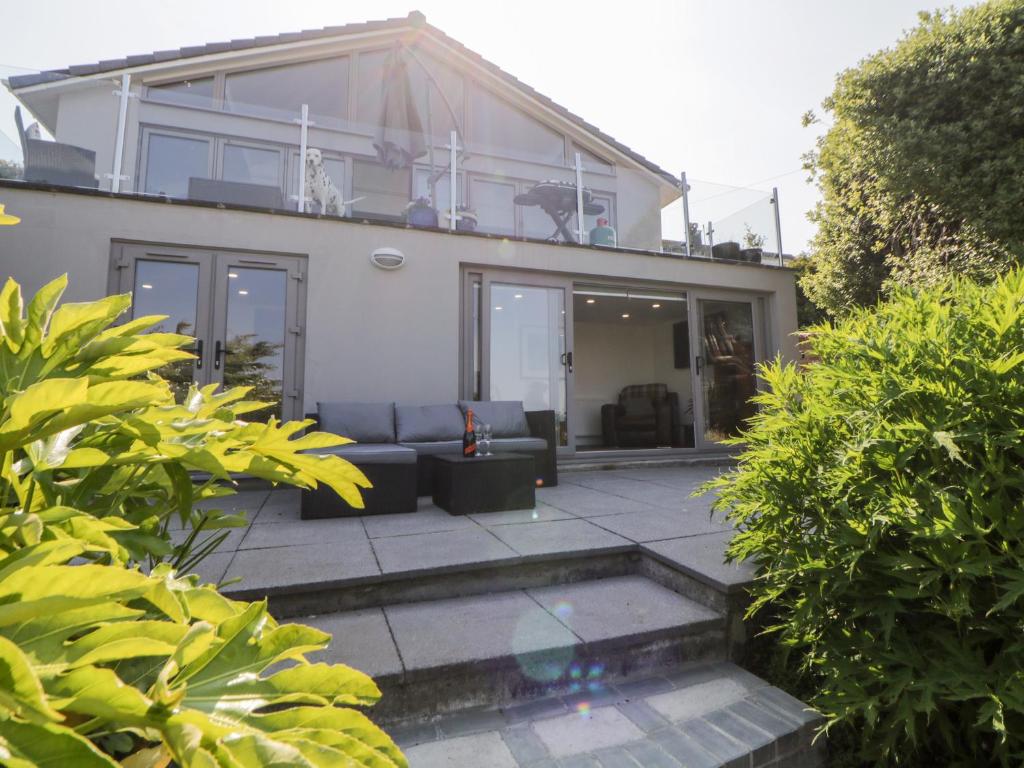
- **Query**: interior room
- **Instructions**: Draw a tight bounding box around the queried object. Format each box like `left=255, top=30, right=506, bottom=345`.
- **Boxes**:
left=572, top=286, right=694, bottom=452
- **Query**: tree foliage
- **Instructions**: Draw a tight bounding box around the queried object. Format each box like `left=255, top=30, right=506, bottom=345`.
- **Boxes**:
left=801, top=0, right=1024, bottom=317
left=0, top=274, right=402, bottom=766
left=707, top=269, right=1024, bottom=765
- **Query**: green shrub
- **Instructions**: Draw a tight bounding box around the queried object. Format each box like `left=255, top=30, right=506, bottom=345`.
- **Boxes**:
left=0, top=275, right=404, bottom=766
left=707, top=269, right=1024, bottom=766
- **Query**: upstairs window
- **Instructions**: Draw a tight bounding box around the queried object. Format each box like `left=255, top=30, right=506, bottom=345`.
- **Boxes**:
left=224, top=57, right=350, bottom=123
left=149, top=78, right=215, bottom=109
left=357, top=48, right=464, bottom=142
left=468, top=83, right=564, bottom=164
left=572, top=144, right=613, bottom=174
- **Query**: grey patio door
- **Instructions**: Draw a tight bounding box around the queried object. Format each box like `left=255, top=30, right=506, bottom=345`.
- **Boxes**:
left=113, top=244, right=306, bottom=420
left=689, top=292, right=764, bottom=450
left=477, top=272, right=575, bottom=453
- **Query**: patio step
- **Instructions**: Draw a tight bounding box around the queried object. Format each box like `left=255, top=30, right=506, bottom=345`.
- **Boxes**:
left=299, top=574, right=728, bottom=725
left=391, top=662, right=826, bottom=768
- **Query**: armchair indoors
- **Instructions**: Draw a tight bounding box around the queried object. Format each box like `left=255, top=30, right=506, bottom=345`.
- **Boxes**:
left=601, top=383, right=687, bottom=448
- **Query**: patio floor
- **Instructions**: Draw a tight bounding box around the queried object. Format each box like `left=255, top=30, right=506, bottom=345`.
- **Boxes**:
left=191, top=465, right=755, bottom=600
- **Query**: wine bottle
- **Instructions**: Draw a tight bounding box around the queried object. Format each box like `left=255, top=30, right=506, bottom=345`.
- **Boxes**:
left=462, top=408, right=477, bottom=457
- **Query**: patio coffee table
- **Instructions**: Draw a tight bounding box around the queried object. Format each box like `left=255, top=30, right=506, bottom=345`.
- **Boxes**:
left=432, top=453, right=536, bottom=515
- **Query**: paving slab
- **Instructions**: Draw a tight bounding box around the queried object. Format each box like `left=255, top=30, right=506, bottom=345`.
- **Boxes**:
left=488, top=519, right=631, bottom=557
left=589, top=508, right=731, bottom=543
left=403, top=731, right=519, bottom=768
left=470, top=502, right=575, bottom=526
left=536, top=485, right=655, bottom=517
left=238, top=517, right=367, bottom=549
left=642, top=531, right=755, bottom=593
left=528, top=575, right=720, bottom=643
left=362, top=506, right=478, bottom=539
left=222, top=537, right=379, bottom=593
left=253, top=491, right=303, bottom=523
left=384, top=591, right=578, bottom=673
left=645, top=678, right=750, bottom=723
left=170, top=526, right=247, bottom=551
left=531, top=706, right=644, bottom=758
left=183, top=551, right=234, bottom=585
left=371, top=528, right=518, bottom=574
left=303, top=607, right=403, bottom=678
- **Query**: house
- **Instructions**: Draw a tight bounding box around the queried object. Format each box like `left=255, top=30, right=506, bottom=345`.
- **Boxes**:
left=0, top=11, right=798, bottom=457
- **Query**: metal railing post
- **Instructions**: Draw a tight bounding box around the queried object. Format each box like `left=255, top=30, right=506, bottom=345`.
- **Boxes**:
left=109, top=73, right=132, bottom=193
left=681, top=171, right=692, bottom=258
left=771, top=186, right=783, bottom=265
left=574, top=151, right=585, bottom=243
left=450, top=129, right=458, bottom=231
left=297, top=104, right=309, bottom=213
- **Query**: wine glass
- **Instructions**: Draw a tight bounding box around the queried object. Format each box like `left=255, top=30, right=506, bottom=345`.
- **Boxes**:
left=482, top=424, right=494, bottom=456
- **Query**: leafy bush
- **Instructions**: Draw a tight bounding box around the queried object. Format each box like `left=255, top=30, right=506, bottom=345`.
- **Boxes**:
left=802, top=0, right=1024, bottom=317
left=0, top=275, right=404, bottom=766
left=0, top=275, right=370, bottom=572
left=708, top=270, right=1024, bottom=765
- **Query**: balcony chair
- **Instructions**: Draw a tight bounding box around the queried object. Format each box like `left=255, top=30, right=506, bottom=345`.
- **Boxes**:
left=14, top=107, right=98, bottom=188
left=601, top=383, right=685, bottom=448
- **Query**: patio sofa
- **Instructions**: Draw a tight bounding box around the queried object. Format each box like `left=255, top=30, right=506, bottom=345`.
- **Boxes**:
left=300, top=400, right=557, bottom=519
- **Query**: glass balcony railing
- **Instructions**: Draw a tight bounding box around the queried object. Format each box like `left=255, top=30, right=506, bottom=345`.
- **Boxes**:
left=1, top=63, right=785, bottom=264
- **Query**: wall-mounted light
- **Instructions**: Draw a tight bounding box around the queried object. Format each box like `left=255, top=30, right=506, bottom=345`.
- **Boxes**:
left=370, top=247, right=406, bottom=270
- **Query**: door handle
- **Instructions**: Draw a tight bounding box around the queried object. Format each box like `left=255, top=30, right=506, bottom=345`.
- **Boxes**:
left=565, top=351, right=573, bottom=374
left=213, top=340, right=232, bottom=370
left=193, top=338, right=203, bottom=370
left=695, top=355, right=704, bottom=376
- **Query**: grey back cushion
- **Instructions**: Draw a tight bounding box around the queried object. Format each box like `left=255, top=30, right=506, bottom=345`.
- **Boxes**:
left=318, top=401, right=395, bottom=443
left=395, top=404, right=467, bottom=442
left=459, top=400, right=530, bottom=438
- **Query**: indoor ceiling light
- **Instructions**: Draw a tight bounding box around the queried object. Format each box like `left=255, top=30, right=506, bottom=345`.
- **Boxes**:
left=495, top=306, right=503, bottom=311
left=652, top=303, right=661, bottom=308
left=586, top=298, right=596, bottom=304
left=514, top=293, right=523, bottom=299
left=228, top=272, right=238, bottom=278
left=238, top=290, right=249, bottom=295
left=141, top=284, right=153, bottom=290
left=621, top=313, right=630, bottom=319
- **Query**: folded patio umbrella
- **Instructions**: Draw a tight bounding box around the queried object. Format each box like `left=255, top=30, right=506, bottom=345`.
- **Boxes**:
left=373, top=46, right=427, bottom=170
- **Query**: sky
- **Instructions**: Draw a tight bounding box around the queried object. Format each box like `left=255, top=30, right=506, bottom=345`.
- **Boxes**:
left=1, top=0, right=977, bottom=254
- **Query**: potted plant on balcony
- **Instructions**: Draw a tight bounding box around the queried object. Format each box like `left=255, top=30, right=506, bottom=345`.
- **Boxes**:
left=405, top=196, right=439, bottom=228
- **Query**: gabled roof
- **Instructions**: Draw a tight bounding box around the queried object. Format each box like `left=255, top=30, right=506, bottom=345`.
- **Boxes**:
left=6, top=11, right=679, bottom=189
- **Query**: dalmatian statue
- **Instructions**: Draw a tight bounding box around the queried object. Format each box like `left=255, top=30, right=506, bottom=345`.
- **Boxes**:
left=304, top=148, right=344, bottom=216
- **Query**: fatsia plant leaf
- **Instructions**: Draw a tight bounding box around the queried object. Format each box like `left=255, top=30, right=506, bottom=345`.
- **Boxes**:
left=0, top=718, right=118, bottom=768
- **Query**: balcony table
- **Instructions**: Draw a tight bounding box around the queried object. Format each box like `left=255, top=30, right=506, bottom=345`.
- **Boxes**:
left=514, top=180, right=604, bottom=243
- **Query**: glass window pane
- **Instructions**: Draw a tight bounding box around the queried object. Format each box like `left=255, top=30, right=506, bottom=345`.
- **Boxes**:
left=357, top=48, right=463, bottom=140
left=223, top=144, right=281, bottom=187
left=469, top=83, right=564, bottom=164
left=352, top=160, right=410, bottom=220
left=149, top=78, right=215, bottom=108
left=223, top=267, right=287, bottom=421
left=225, top=58, right=350, bottom=121
left=573, top=144, right=613, bottom=173
left=488, top=284, right=566, bottom=445
left=144, top=134, right=209, bottom=198
left=700, top=300, right=757, bottom=442
left=585, top=195, right=615, bottom=244
left=132, top=260, right=200, bottom=402
left=470, top=178, right=515, bottom=236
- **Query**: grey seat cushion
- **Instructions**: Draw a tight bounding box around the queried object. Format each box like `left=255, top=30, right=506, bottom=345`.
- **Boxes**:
left=306, top=443, right=416, bottom=465
left=458, top=400, right=530, bottom=438
left=318, top=402, right=395, bottom=443
left=489, top=436, right=548, bottom=453
left=398, top=440, right=463, bottom=456
left=395, top=404, right=466, bottom=442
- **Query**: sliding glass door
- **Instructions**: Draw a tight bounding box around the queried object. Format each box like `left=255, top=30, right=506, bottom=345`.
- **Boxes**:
left=472, top=272, right=575, bottom=452
left=114, top=244, right=306, bottom=420
left=690, top=292, right=765, bottom=449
